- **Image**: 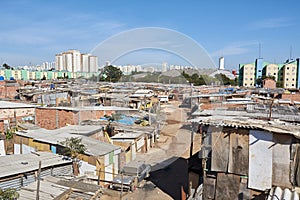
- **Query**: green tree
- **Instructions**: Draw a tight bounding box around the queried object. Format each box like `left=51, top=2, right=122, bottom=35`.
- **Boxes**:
left=60, top=137, right=87, bottom=176
left=215, top=74, right=236, bottom=85
left=255, top=77, right=262, bottom=87
left=262, top=75, right=276, bottom=80
left=100, top=65, right=123, bottom=82
left=0, top=188, right=19, bottom=200
left=2, top=63, right=11, bottom=70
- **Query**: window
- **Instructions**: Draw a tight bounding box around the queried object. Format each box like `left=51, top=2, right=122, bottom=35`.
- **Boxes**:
left=286, top=84, right=289, bottom=86
left=245, top=83, right=247, bottom=86
left=250, top=78, right=253, bottom=80
left=287, top=67, right=290, bottom=70
left=274, top=73, right=276, bottom=76
left=287, top=73, right=290, bottom=75
left=292, top=78, right=295, bottom=81
left=292, top=84, right=295, bottom=87
left=245, top=78, right=248, bottom=80
left=286, top=78, right=289, bottom=81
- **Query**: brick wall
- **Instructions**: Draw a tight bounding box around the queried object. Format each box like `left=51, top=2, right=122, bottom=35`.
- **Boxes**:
left=200, top=103, right=245, bottom=110
left=0, top=82, right=19, bottom=99
left=263, top=79, right=276, bottom=89
left=58, top=109, right=79, bottom=128
left=35, top=108, right=57, bottom=130
left=281, top=93, right=300, bottom=103
left=0, top=121, right=4, bottom=133
left=35, top=108, right=116, bottom=129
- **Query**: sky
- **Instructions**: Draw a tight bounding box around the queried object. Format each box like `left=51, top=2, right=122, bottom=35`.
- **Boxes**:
left=1, top=0, right=300, bottom=70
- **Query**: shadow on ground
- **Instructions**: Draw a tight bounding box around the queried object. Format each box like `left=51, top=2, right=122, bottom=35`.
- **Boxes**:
left=148, top=157, right=189, bottom=200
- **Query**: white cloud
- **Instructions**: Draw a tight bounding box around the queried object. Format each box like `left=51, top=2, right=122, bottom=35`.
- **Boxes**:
left=211, top=41, right=258, bottom=57
left=247, top=17, right=292, bottom=30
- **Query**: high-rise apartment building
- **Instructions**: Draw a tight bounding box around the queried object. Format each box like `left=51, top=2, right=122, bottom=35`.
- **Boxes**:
left=55, top=54, right=64, bottom=71
left=63, top=52, right=73, bottom=72
left=55, top=50, right=98, bottom=73
left=89, top=56, right=98, bottom=73
left=81, top=54, right=90, bottom=72
left=70, top=49, right=81, bottom=72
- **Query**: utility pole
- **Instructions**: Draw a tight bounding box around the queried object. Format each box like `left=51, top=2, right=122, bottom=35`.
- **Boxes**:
left=120, top=172, right=123, bottom=200
left=269, top=99, right=274, bottom=120
left=36, top=160, right=41, bottom=200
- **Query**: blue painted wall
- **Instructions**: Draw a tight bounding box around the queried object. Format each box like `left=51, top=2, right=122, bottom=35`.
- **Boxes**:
left=297, top=58, right=300, bottom=89
left=255, top=58, right=263, bottom=80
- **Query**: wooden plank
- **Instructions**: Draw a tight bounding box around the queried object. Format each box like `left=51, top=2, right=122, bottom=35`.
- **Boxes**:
left=272, top=134, right=292, bottom=188
left=294, top=144, right=300, bottom=186
left=215, top=173, right=240, bottom=200
left=211, top=131, right=229, bottom=172
left=228, top=131, right=249, bottom=176
left=203, top=172, right=216, bottom=200
left=248, top=130, right=273, bottom=191
left=239, top=177, right=251, bottom=200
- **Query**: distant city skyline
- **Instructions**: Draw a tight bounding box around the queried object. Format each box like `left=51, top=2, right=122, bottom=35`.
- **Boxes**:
left=1, top=0, right=300, bottom=70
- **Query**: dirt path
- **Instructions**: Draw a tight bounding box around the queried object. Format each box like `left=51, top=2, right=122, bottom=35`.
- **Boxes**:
left=133, top=101, right=192, bottom=169
left=101, top=101, right=201, bottom=200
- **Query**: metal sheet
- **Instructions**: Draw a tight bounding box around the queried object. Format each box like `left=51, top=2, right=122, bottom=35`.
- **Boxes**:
left=272, top=134, right=292, bottom=188
left=215, top=173, right=240, bottom=200
left=0, top=177, right=22, bottom=190
left=199, top=130, right=212, bottom=159
left=22, top=173, right=35, bottom=187
left=248, top=130, right=273, bottom=191
left=228, top=131, right=249, bottom=175
left=211, top=131, right=229, bottom=172
left=52, top=165, right=72, bottom=176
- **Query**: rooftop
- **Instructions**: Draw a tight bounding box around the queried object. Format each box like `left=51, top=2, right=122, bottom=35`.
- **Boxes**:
left=16, top=125, right=121, bottom=156
left=0, top=100, right=37, bottom=109
left=37, top=105, right=137, bottom=112
left=0, top=152, right=72, bottom=179
left=190, top=114, right=300, bottom=139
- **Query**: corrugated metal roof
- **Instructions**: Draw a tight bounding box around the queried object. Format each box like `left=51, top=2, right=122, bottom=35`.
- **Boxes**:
left=18, top=176, right=103, bottom=200
left=0, top=152, right=71, bottom=178
left=267, top=187, right=299, bottom=200
left=0, top=100, right=37, bottom=109
left=38, top=105, right=137, bottom=111
left=16, top=125, right=121, bottom=156
left=190, top=116, right=300, bottom=139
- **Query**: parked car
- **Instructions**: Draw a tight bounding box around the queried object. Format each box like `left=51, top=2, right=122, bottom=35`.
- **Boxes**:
left=110, top=162, right=151, bottom=191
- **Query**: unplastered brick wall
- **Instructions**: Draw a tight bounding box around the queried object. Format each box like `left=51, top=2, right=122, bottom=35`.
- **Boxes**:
left=0, top=121, right=4, bottom=133
left=0, top=84, right=19, bottom=99
left=35, top=108, right=57, bottom=130
left=58, top=109, right=79, bottom=128
left=35, top=107, right=116, bottom=129
left=0, top=108, right=35, bottom=119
